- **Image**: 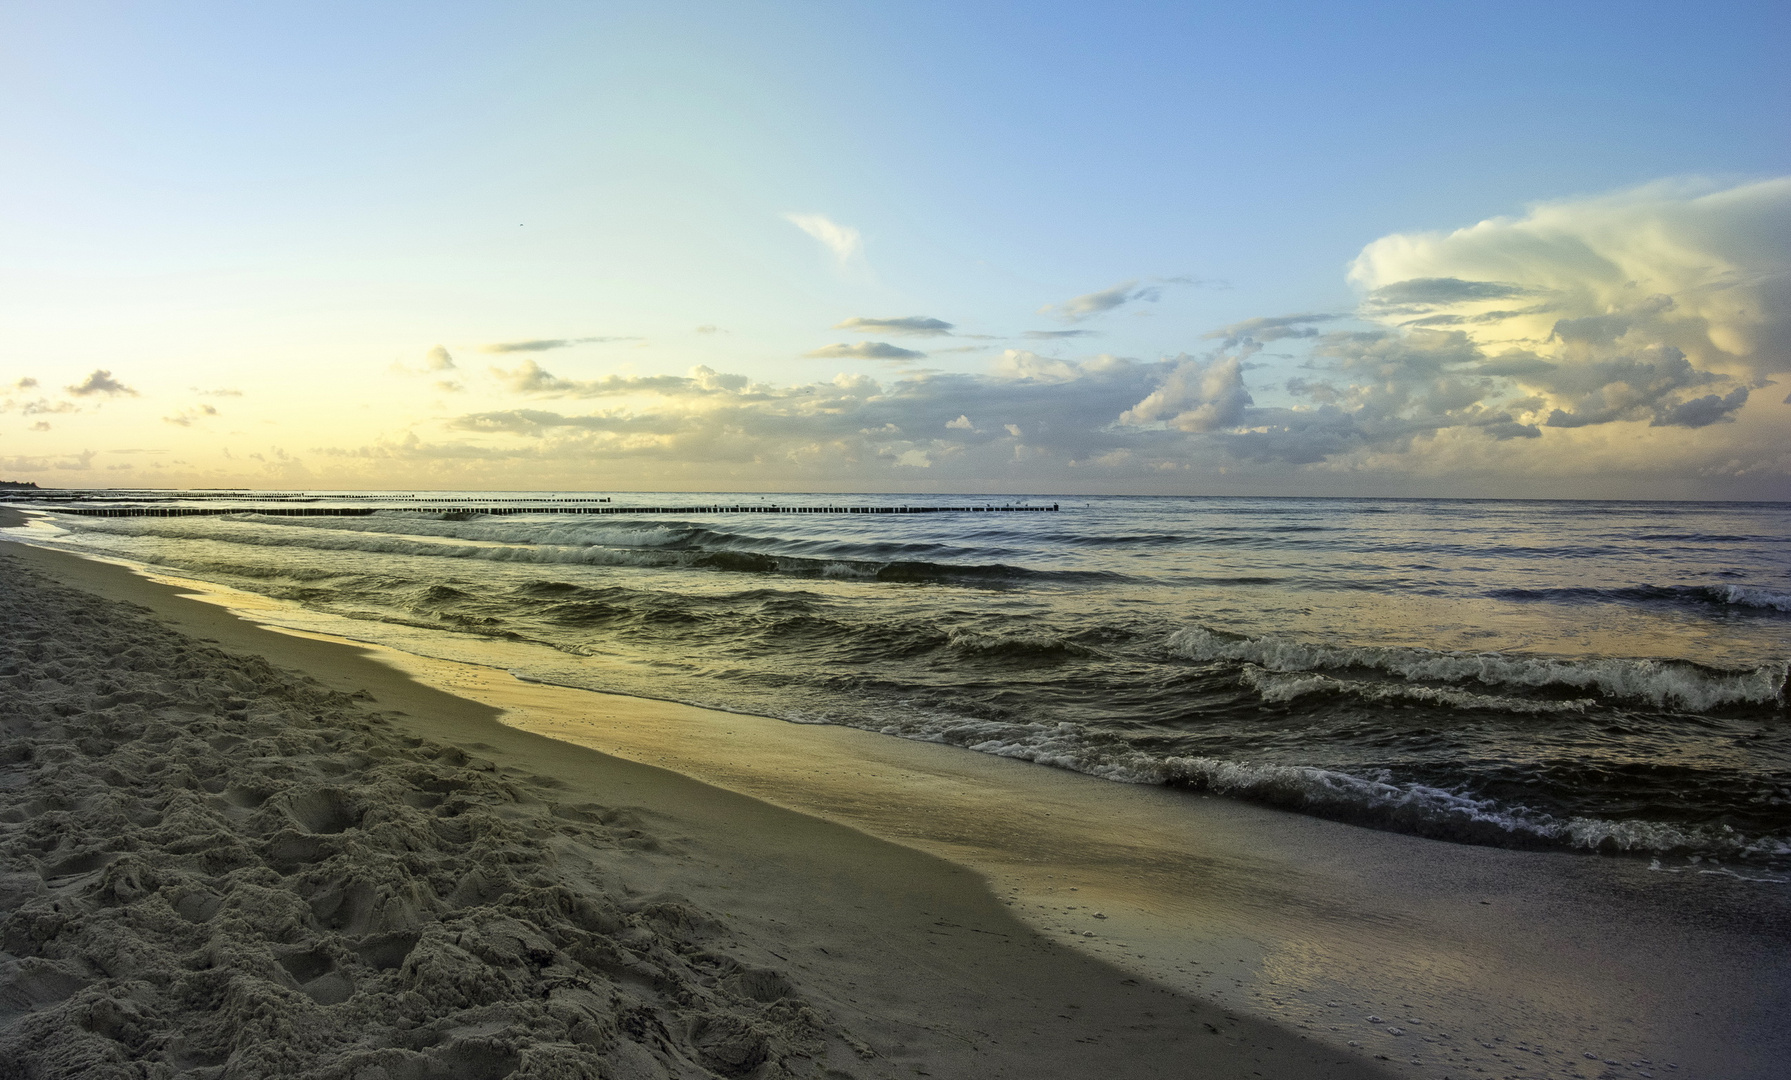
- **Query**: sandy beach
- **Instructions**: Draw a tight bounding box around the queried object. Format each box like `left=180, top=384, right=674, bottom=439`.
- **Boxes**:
left=0, top=527, right=1400, bottom=1078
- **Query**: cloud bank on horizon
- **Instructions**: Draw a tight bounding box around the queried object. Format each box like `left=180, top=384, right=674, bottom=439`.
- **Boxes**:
left=5, top=179, right=1788, bottom=497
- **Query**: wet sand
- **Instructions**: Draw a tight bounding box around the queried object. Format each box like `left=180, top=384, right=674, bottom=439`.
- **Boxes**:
left=0, top=533, right=1385, bottom=1078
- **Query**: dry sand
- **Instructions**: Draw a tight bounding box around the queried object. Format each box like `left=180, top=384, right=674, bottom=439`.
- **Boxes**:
left=0, top=538, right=1386, bottom=1079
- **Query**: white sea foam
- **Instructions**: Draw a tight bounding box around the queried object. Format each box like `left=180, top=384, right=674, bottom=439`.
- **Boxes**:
left=1237, top=665, right=1596, bottom=713
left=945, top=627, right=1081, bottom=656
left=859, top=709, right=1786, bottom=859
left=1714, top=584, right=1791, bottom=613
left=1168, top=626, right=1787, bottom=710
left=820, top=560, right=882, bottom=579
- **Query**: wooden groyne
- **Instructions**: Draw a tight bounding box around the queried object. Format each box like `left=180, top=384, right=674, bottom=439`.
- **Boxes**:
left=38, top=503, right=1060, bottom=519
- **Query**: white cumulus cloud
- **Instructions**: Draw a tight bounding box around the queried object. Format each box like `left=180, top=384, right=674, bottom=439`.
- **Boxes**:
left=1120, top=355, right=1253, bottom=433
left=1350, top=177, right=1791, bottom=381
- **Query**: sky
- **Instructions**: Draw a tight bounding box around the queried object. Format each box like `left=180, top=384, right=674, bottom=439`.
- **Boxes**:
left=1, top=1, right=1787, bottom=497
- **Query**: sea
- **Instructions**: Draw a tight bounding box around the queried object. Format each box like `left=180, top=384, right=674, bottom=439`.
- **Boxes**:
left=7, top=491, right=1789, bottom=867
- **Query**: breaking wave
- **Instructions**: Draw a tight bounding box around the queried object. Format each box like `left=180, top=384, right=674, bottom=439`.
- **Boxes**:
left=843, top=709, right=1791, bottom=861
left=1166, top=626, right=1787, bottom=711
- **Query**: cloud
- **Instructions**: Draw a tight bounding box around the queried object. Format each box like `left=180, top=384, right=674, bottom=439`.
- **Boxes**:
left=486, top=340, right=576, bottom=354
left=803, top=342, right=927, bottom=361
left=1022, top=329, right=1097, bottom=340
left=1308, top=177, right=1791, bottom=451
left=1170, top=178, right=1790, bottom=467
left=1365, top=278, right=1538, bottom=311
left=1532, top=344, right=1731, bottom=428
left=392, top=348, right=461, bottom=379
left=164, top=404, right=220, bottom=427
left=1350, top=177, right=1791, bottom=377
left=29, top=421, right=49, bottom=432
left=1120, top=354, right=1253, bottom=432
left=194, top=387, right=243, bottom=397
left=6, top=398, right=78, bottom=417
left=430, top=359, right=1186, bottom=478
left=12, top=378, right=36, bottom=390
left=1204, top=314, right=1344, bottom=347
left=834, top=316, right=955, bottom=337
left=494, top=359, right=751, bottom=397
left=695, top=325, right=722, bottom=335
left=497, top=360, right=580, bottom=393
left=1038, top=280, right=1165, bottom=321
left=990, top=350, right=1081, bottom=382
left=785, top=213, right=863, bottom=268
left=338, top=356, right=1227, bottom=490
left=67, top=370, right=137, bottom=397
left=1647, top=387, right=1750, bottom=429
left=479, top=337, right=640, bottom=354
left=1039, top=276, right=1221, bottom=322
left=1, top=449, right=94, bottom=473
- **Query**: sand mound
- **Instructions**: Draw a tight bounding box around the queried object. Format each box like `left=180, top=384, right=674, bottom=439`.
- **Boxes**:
left=0, top=556, right=838, bottom=1079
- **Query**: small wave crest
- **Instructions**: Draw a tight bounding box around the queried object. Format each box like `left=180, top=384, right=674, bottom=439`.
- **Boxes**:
left=1166, top=626, right=1787, bottom=711
left=944, top=626, right=1092, bottom=660
left=1151, top=756, right=1791, bottom=860
left=1236, top=666, right=1596, bottom=713
left=1492, top=582, right=1791, bottom=615
left=1709, top=584, right=1791, bottom=613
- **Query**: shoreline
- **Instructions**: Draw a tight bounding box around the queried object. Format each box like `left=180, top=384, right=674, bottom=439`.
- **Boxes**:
left=0, top=537, right=1384, bottom=1079
left=6, top=525, right=1791, bottom=1077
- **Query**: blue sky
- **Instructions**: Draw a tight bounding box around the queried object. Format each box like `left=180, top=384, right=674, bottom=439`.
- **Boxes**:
left=2, top=1, right=1788, bottom=495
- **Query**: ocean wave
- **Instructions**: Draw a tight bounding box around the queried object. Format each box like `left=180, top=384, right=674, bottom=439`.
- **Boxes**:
left=1166, top=626, right=1787, bottom=710
left=1718, top=584, right=1791, bottom=612
left=1035, top=531, right=1192, bottom=547
left=1632, top=532, right=1790, bottom=544
left=58, top=513, right=1109, bottom=585
left=1491, top=583, right=1791, bottom=615
left=858, top=711, right=1790, bottom=860
left=943, top=626, right=1094, bottom=660
left=1236, top=666, right=1596, bottom=713
left=249, top=513, right=1015, bottom=567
left=1151, top=756, right=1791, bottom=860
